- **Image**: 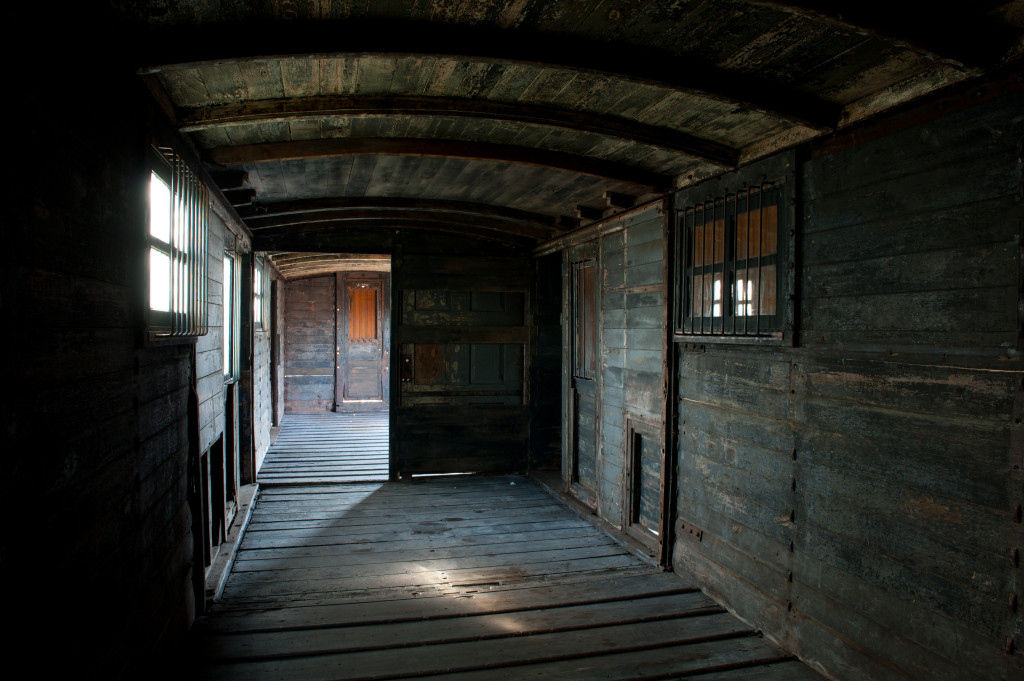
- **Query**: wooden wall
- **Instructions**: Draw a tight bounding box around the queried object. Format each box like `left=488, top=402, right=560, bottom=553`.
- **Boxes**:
left=198, top=212, right=230, bottom=458
left=672, top=85, right=1024, bottom=681
left=393, top=254, right=531, bottom=475
left=252, top=266, right=278, bottom=470
left=599, top=205, right=667, bottom=526
left=0, top=72, right=197, bottom=676
left=560, top=203, right=669, bottom=547
left=283, top=275, right=337, bottom=412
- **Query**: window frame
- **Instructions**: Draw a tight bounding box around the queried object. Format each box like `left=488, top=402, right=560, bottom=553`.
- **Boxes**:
left=223, top=250, right=240, bottom=383
left=672, top=151, right=797, bottom=345
left=146, top=145, right=210, bottom=339
left=253, top=255, right=270, bottom=332
left=571, top=258, right=598, bottom=380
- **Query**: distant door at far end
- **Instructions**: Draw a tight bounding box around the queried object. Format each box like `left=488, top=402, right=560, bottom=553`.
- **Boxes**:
left=336, top=272, right=390, bottom=412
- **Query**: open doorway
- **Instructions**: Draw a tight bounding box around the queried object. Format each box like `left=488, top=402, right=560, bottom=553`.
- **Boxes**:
left=262, top=253, right=391, bottom=484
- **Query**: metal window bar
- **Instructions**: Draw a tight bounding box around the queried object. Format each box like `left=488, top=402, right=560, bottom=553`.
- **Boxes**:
left=157, top=147, right=209, bottom=338
left=730, top=190, right=738, bottom=336
left=755, top=183, right=765, bottom=336
left=678, top=181, right=778, bottom=337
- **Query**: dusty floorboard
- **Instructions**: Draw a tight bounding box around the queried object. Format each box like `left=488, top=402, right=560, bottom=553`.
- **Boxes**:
left=193, top=476, right=824, bottom=680
left=258, top=412, right=389, bottom=485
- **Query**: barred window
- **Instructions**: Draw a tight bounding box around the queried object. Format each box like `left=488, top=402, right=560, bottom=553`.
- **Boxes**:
left=673, top=153, right=794, bottom=342
left=148, top=146, right=209, bottom=337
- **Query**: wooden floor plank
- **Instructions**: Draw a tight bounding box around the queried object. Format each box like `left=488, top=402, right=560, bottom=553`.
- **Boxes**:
left=233, top=534, right=620, bottom=570
left=220, top=554, right=646, bottom=600
left=382, top=637, right=795, bottom=681
left=199, top=416, right=825, bottom=681
left=258, top=412, right=389, bottom=485
left=201, top=615, right=756, bottom=680
left=200, top=592, right=723, bottom=661
left=239, top=519, right=596, bottom=549
left=200, top=571, right=696, bottom=632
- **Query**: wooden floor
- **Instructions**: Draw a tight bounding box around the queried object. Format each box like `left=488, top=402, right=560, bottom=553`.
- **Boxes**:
left=258, top=411, right=390, bottom=485
left=194, top=475, right=824, bottom=681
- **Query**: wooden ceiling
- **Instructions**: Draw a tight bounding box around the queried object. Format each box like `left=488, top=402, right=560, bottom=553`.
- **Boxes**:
left=118, top=1, right=1024, bottom=248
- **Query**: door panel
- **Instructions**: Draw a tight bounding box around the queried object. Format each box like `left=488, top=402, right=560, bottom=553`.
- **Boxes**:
left=336, top=272, right=390, bottom=411
left=566, top=246, right=600, bottom=508
left=624, top=416, right=665, bottom=559
left=283, top=275, right=337, bottom=412
left=393, top=255, right=531, bottom=475
left=572, top=380, right=598, bottom=492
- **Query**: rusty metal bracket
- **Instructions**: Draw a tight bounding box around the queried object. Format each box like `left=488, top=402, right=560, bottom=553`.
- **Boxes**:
left=677, top=519, right=703, bottom=543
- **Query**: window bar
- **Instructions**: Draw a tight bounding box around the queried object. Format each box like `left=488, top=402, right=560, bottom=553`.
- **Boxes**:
left=191, top=164, right=199, bottom=336
left=703, top=201, right=712, bottom=334
left=674, top=212, right=681, bottom=332
left=185, top=158, right=194, bottom=336
left=714, top=197, right=723, bottom=332
left=696, top=204, right=706, bottom=334
left=194, top=166, right=204, bottom=335
left=194, top=166, right=202, bottom=335
left=185, top=159, right=195, bottom=336
left=688, top=208, right=696, bottom=333
left=741, top=186, right=749, bottom=333
left=201, top=193, right=209, bottom=334
left=689, top=208, right=697, bottom=334
left=730, top=190, right=738, bottom=336
left=755, top=182, right=766, bottom=336
left=677, top=211, right=685, bottom=333
left=170, top=152, right=182, bottom=336
left=679, top=209, right=688, bottom=331
left=180, top=157, right=187, bottom=337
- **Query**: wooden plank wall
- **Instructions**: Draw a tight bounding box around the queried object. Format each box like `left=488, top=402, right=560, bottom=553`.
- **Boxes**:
left=597, top=204, right=667, bottom=529
left=198, top=212, right=229, bottom=456
left=283, top=275, right=337, bottom=413
left=559, top=204, right=668, bottom=536
left=393, top=254, right=531, bottom=474
left=252, top=268, right=279, bottom=470
left=0, top=76, right=198, bottom=675
left=672, top=87, right=1024, bottom=681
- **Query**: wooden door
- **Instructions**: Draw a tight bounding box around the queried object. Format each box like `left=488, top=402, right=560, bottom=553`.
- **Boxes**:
left=567, top=251, right=599, bottom=507
left=393, top=255, right=530, bottom=475
left=336, top=272, right=390, bottom=412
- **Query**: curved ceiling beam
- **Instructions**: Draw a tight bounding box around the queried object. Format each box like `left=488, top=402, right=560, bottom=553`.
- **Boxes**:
left=243, top=198, right=561, bottom=232
left=208, top=138, right=675, bottom=190
left=747, top=0, right=1008, bottom=70
left=248, top=209, right=554, bottom=240
left=253, top=218, right=537, bottom=245
left=267, top=253, right=392, bottom=278
left=135, top=21, right=841, bottom=129
left=179, top=96, right=739, bottom=167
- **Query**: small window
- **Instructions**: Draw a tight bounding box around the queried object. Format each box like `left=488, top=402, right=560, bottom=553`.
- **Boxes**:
left=253, top=256, right=270, bottom=332
left=572, top=259, right=597, bottom=379
left=223, top=252, right=239, bottom=382
left=673, top=152, right=794, bottom=342
left=147, top=146, right=209, bottom=337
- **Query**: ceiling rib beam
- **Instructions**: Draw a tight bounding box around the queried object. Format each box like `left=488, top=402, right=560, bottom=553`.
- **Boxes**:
left=254, top=218, right=535, bottom=244
left=179, top=96, right=739, bottom=167
left=248, top=209, right=553, bottom=240
left=241, top=197, right=560, bottom=231
left=134, top=22, right=842, bottom=129
left=208, top=138, right=675, bottom=190
left=746, top=1, right=1002, bottom=70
